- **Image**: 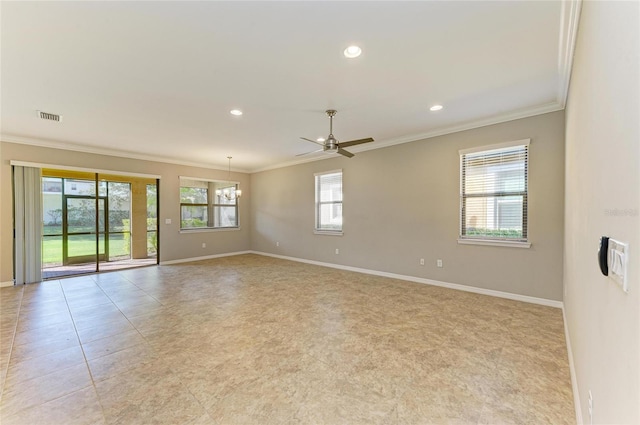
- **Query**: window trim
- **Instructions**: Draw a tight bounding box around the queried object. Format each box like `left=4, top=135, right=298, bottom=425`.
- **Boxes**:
left=179, top=176, right=240, bottom=231
left=314, top=169, right=343, bottom=235
left=459, top=139, right=530, bottom=246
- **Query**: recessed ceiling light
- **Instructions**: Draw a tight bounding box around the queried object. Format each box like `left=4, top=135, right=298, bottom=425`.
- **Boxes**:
left=317, top=137, right=326, bottom=142
left=343, top=45, right=362, bottom=58
left=230, top=109, right=243, bottom=116
left=430, top=104, right=443, bottom=112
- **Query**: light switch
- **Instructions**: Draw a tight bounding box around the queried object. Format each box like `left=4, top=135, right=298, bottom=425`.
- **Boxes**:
left=165, top=218, right=172, bottom=225
left=608, top=239, right=628, bottom=292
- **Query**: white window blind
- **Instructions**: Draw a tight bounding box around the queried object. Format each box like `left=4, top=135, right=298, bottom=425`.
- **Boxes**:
left=460, top=143, right=528, bottom=241
left=315, top=170, right=343, bottom=232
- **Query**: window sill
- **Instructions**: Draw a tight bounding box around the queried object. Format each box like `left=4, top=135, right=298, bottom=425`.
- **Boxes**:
left=180, top=227, right=241, bottom=234
left=314, top=230, right=343, bottom=236
left=457, top=238, right=531, bottom=248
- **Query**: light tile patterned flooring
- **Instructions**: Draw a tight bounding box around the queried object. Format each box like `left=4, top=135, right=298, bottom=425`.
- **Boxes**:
left=0, top=254, right=574, bottom=424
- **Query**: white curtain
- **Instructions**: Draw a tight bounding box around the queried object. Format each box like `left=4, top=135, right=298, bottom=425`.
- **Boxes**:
left=14, top=166, right=42, bottom=284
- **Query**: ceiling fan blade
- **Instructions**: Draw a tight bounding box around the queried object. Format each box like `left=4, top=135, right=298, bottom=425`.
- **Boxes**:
left=338, top=137, right=374, bottom=148
left=337, top=148, right=355, bottom=158
left=300, top=137, right=325, bottom=146
left=296, top=149, right=324, bottom=157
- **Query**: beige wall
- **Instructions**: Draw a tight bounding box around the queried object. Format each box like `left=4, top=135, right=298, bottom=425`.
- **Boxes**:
left=251, top=111, right=565, bottom=301
left=0, top=142, right=251, bottom=283
left=564, top=1, right=640, bottom=424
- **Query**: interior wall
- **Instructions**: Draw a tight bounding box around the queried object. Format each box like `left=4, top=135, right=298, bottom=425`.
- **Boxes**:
left=251, top=111, right=565, bottom=301
left=564, top=1, right=640, bottom=424
left=0, top=142, right=251, bottom=284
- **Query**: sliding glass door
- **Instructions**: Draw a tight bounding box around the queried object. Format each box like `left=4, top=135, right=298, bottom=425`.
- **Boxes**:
left=41, top=172, right=158, bottom=279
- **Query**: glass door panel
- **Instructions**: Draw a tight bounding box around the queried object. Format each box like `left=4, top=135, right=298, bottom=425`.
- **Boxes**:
left=42, top=177, right=63, bottom=271
left=108, top=233, right=130, bottom=261
left=64, top=197, right=104, bottom=267
left=101, top=182, right=131, bottom=265
left=146, top=184, right=158, bottom=257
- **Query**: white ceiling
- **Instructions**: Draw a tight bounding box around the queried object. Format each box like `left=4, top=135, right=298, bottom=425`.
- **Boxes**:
left=1, top=1, right=579, bottom=173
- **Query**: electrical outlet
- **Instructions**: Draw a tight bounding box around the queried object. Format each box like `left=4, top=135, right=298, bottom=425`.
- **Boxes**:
left=165, top=218, right=172, bottom=225
left=420, top=258, right=425, bottom=266
left=335, top=248, right=339, bottom=255
left=202, top=243, right=206, bottom=248
left=437, top=259, right=443, bottom=268
left=276, top=241, right=279, bottom=247
left=588, top=390, right=593, bottom=424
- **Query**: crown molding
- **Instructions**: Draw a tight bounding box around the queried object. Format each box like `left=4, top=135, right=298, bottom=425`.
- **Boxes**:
left=0, top=134, right=251, bottom=173
left=557, top=0, right=583, bottom=108
left=3, top=100, right=564, bottom=176
left=250, top=101, right=563, bottom=173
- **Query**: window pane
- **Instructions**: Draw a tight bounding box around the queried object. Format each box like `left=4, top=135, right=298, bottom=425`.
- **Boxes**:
left=464, top=195, right=523, bottom=238
left=318, top=172, right=342, bottom=202
left=42, top=235, right=62, bottom=268
left=42, top=177, right=62, bottom=194
left=181, top=205, right=208, bottom=228
left=180, top=187, right=208, bottom=204
left=179, top=178, right=239, bottom=229
left=315, top=171, right=343, bottom=231
left=318, top=203, right=342, bottom=230
left=67, top=198, right=96, bottom=233
left=147, top=231, right=157, bottom=256
left=64, top=179, right=96, bottom=196
left=43, top=177, right=63, bottom=236
left=147, top=184, right=157, bottom=231
left=215, top=186, right=239, bottom=205
left=461, top=144, right=527, bottom=241
left=108, top=232, right=130, bottom=260
left=67, top=234, right=103, bottom=258
left=213, top=206, right=237, bottom=227
left=108, top=182, right=131, bottom=231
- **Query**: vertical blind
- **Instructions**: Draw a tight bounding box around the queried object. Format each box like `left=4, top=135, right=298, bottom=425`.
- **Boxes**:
left=460, top=144, right=528, bottom=241
left=315, top=170, right=343, bottom=232
left=14, top=166, right=43, bottom=284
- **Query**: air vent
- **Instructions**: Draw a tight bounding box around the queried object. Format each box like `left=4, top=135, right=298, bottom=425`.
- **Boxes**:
left=37, top=111, right=62, bottom=122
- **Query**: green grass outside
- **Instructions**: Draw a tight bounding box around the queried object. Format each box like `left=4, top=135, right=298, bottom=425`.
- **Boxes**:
left=42, top=233, right=129, bottom=266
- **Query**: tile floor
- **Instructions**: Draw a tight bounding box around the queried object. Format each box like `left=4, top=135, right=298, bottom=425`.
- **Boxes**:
left=0, top=254, right=574, bottom=424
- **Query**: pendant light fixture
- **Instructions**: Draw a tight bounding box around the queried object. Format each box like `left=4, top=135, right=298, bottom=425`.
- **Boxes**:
left=216, top=156, right=242, bottom=201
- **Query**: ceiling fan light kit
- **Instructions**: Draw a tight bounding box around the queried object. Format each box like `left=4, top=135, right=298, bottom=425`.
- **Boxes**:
left=298, top=110, right=374, bottom=158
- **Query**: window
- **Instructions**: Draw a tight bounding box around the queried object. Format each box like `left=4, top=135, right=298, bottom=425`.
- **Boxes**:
left=315, top=170, right=343, bottom=233
left=460, top=140, right=529, bottom=244
left=180, top=177, right=239, bottom=230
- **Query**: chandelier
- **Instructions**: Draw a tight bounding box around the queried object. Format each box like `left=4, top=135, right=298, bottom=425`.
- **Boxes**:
left=216, top=156, right=242, bottom=201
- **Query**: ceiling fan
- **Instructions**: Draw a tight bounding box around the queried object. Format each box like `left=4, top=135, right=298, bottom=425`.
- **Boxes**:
left=298, top=110, right=374, bottom=158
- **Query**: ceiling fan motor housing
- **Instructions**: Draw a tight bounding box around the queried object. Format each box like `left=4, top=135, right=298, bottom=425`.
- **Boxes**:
left=325, top=135, right=338, bottom=151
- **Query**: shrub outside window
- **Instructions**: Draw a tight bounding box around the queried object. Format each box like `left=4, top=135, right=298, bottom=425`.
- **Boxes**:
left=460, top=140, right=529, bottom=242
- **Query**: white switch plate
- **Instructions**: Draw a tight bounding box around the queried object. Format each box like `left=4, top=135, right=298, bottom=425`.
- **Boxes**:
left=165, top=218, right=172, bottom=225
left=608, top=239, right=628, bottom=292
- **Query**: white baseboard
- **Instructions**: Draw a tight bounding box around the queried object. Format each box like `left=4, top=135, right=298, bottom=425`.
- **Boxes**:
left=0, top=281, right=14, bottom=288
left=563, top=306, right=583, bottom=424
left=159, top=250, right=253, bottom=266
left=250, top=251, right=563, bottom=309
